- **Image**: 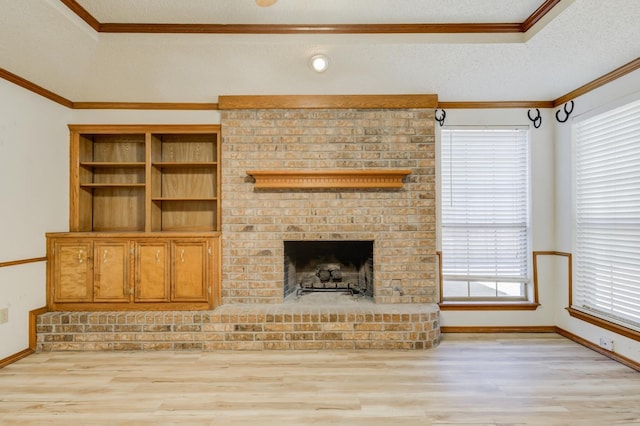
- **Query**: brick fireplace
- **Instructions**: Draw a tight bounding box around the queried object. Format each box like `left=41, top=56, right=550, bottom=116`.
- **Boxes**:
left=219, top=95, right=439, bottom=307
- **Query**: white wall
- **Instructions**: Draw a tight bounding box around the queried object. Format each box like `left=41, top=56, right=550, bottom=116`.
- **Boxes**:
left=68, top=110, right=220, bottom=125
left=0, top=79, right=70, bottom=359
left=554, top=68, right=640, bottom=364
left=437, top=108, right=558, bottom=328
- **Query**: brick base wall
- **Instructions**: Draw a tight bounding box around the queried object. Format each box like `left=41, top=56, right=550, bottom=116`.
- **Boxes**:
left=36, top=304, right=440, bottom=351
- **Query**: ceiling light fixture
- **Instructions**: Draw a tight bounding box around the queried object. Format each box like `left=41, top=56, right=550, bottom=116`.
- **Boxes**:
left=309, top=54, right=330, bottom=73
left=256, top=0, right=277, bottom=6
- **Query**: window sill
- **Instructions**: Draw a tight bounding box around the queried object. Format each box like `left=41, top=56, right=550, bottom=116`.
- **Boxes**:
left=439, top=301, right=540, bottom=311
left=566, top=307, right=640, bottom=343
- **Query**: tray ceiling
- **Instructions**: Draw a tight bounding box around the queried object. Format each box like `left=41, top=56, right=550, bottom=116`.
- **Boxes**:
left=0, top=0, right=639, bottom=104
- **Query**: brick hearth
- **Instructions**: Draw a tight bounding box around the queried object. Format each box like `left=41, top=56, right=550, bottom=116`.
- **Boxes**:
left=36, top=303, right=440, bottom=351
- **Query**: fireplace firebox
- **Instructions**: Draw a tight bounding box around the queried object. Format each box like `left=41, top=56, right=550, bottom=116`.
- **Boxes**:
left=284, top=241, right=374, bottom=300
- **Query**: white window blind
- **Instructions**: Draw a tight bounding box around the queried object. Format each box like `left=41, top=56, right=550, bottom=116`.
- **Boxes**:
left=441, top=128, right=530, bottom=300
left=574, top=98, right=640, bottom=330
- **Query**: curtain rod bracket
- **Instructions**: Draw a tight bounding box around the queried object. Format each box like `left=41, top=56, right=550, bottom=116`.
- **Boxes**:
left=556, top=100, right=574, bottom=123
left=435, top=109, right=446, bottom=127
left=528, top=108, right=542, bottom=128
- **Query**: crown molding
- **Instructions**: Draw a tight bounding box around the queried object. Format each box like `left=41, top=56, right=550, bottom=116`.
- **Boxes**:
left=97, top=22, right=524, bottom=35
left=59, top=0, right=559, bottom=35
left=553, top=57, right=640, bottom=107
left=522, top=0, right=562, bottom=32
left=72, top=102, right=219, bottom=110
left=0, top=68, right=73, bottom=108
left=437, top=101, right=554, bottom=109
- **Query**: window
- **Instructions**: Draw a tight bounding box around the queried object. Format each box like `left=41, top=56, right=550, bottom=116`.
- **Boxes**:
left=440, top=128, right=531, bottom=302
left=573, top=98, right=640, bottom=331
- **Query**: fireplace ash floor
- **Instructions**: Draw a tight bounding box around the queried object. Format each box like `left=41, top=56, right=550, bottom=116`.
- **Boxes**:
left=283, top=291, right=373, bottom=305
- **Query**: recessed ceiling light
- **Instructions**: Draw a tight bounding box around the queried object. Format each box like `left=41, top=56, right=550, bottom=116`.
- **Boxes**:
left=309, top=54, right=330, bottom=73
left=256, top=0, right=277, bottom=6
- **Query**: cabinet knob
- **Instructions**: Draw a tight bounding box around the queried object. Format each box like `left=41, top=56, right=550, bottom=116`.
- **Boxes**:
left=180, top=249, right=185, bottom=263
left=78, top=249, right=84, bottom=263
left=155, top=249, right=161, bottom=263
left=103, top=249, right=108, bottom=263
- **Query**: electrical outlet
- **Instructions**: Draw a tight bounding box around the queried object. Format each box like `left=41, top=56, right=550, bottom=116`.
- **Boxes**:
left=0, top=307, right=8, bottom=324
left=599, top=337, right=614, bottom=351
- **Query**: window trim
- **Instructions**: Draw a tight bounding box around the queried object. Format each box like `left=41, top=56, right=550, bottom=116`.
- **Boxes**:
left=437, top=251, right=540, bottom=310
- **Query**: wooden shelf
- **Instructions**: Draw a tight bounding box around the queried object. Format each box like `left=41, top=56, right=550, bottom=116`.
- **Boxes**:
left=80, top=183, right=146, bottom=188
left=152, top=197, right=217, bottom=201
left=80, top=162, right=146, bottom=168
left=152, top=162, right=217, bottom=168
left=246, top=169, right=412, bottom=189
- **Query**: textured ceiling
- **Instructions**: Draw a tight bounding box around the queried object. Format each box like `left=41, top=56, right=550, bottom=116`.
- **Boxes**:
left=0, top=0, right=639, bottom=103
left=75, top=0, right=544, bottom=25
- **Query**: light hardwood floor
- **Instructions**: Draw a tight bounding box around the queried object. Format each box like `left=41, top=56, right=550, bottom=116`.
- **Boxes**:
left=1, top=333, right=639, bottom=425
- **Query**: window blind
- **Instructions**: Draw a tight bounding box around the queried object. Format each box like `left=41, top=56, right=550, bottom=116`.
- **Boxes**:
left=574, top=98, right=640, bottom=330
left=441, top=128, right=530, bottom=299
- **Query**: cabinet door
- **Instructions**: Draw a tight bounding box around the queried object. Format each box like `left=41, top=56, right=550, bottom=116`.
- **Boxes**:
left=171, top=240, right=209, bottom=302
left=134, top=241, right=169, bottom=302
left=94, top=241, right=130, bottom=302
left=52, top=240, right=93, bottom=303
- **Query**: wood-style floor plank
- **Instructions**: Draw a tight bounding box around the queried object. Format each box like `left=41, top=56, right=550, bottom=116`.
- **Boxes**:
left=0, top=333, right=639, bottom=425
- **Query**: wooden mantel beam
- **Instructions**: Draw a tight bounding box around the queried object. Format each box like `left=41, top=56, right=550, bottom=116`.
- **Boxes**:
left=218, top=94, right=438, bottom=110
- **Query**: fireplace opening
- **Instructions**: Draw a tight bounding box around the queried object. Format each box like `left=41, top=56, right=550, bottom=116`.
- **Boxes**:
left=284, top=240, right=374, bottom=301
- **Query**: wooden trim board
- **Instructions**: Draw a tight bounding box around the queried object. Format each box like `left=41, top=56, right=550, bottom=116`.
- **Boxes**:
left=0, top=306, right=47, bottom=370
left=219, top=94, right=438, bottom=110
left=0, top=257, right=47, bottom=268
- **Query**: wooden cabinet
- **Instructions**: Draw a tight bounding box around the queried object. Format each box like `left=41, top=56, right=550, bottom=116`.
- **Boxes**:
left=171, top=240, right=209, bottom=302
left=51, top=239, right=93, bottom=303
left=47, top=233, right=220, bottom=311
left=46, top=124, right=222, bottom=312
left=93, top=240, right=130, bottom=303
left=134, top=240, right=170, bottom=302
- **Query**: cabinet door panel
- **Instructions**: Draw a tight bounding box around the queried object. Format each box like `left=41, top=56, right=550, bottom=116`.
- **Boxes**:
left=94, top=241, right=130, bottom=302
left=172, top=240, right=208, bottom=302
left=53, top=241, right=93, bottom=302
left=135, top=241, right=169, bottom=302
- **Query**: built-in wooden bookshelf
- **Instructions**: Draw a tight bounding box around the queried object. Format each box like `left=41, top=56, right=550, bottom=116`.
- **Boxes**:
left=70, top=125, right=220, bottom=233
left=47, top=124, right=221, bottom=311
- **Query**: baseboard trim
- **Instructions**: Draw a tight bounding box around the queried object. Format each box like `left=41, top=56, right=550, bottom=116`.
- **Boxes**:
left=29, top=306, right=48, bottom=350
left=0, top=348, right=33, bottom=369
left=554, top=326, right=640, bottom=372
left=441, top=325, right=557, bottom=333
left=0, top=306, right=47, bottom=370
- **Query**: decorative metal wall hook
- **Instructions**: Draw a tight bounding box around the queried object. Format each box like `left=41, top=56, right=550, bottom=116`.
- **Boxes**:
left=435, top=109, right=446, bottom=127
left=527, top=108, right=542, bottom=129
left=556, top=100, right=574, bottom=123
